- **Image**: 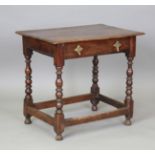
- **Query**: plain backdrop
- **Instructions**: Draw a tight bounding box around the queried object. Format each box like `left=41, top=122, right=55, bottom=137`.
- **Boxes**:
left=0, top=5, right=155, bottom=149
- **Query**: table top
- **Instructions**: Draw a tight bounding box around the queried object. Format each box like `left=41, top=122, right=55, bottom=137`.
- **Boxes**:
left=16, top=24, right=144, bottom=44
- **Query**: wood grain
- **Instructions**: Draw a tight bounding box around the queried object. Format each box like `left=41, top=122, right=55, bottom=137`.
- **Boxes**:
left=65, top=107, right=128, bottom=126
left=34, top=93, right=93, bottom=110
left=17, top=24, right=144, bottom=44
left=17, top=24, right=144, bottom=140
left=27, top=106, right=54, bottom=125
left=99, top=94, right=125, bottom=108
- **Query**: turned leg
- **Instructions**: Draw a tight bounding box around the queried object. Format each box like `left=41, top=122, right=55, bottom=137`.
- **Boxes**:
left=91, top=55, right=100, bottom=111
left=54, top=66, right=64, bottom=140
left=124, top=56, right=134, bottom=126
left=23, top=48, right=33, bottom=124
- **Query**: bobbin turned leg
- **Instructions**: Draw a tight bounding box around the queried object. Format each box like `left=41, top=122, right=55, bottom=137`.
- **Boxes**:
left=90, top=55, right=100, bottom=111
left=23, top=48, right=33, bottom=124
left=54, top=66, right=64, bottom=140
left=124, top=56, right=134, bottom=126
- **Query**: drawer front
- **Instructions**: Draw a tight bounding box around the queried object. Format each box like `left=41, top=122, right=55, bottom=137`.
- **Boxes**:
left=64, top=38, right=130, bottom=59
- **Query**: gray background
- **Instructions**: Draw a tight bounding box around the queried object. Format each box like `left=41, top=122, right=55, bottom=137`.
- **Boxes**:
left=0, top=6, right=154, bottom=149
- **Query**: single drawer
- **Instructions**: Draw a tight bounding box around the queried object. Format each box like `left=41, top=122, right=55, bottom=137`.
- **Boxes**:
left=64, top=37, right=130, bottom=59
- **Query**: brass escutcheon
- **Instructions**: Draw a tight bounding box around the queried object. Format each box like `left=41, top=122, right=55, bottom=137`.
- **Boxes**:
left=113, top=41, right=122, bottom=52
left=74, top=45, right=83, bottom=56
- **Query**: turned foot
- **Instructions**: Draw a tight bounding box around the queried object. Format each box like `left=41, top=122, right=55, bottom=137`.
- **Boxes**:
left=55, top=134, right=63, bottom=141
left=24, top=117, right=32, bottom=124
left=123, top=119, right=132, bottom=126
left=92, top=105, right=98, bottom=111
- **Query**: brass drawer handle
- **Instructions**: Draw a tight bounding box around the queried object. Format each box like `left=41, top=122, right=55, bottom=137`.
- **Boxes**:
left=113, top=41, right=122, bottom=52
left=74, top=45, right=83, bottom=56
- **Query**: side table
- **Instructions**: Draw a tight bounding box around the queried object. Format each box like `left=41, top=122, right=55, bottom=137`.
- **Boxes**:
left=16, top=24, right=144, bottom=140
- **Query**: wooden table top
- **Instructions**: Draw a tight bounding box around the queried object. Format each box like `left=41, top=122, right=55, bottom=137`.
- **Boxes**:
left=16, top=24, right=144, bottom=44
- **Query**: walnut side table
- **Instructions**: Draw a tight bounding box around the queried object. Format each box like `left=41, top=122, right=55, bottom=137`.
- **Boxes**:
left=16, top=24, right=144, bottom=140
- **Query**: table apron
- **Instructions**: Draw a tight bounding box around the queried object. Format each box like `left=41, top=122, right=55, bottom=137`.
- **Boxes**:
left=64, top=37, right=130, bottom=59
